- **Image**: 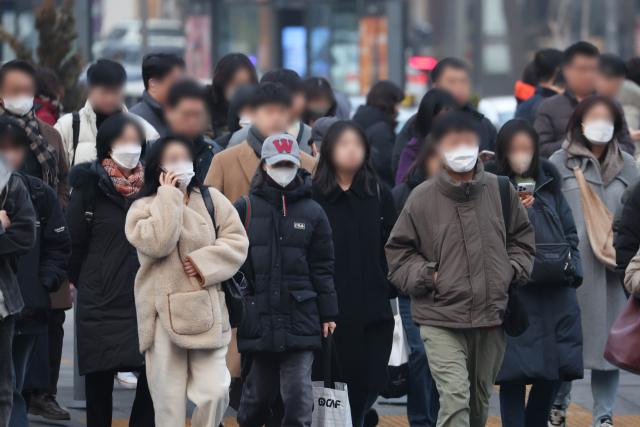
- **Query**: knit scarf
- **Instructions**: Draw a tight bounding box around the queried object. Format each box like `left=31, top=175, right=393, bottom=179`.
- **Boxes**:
left=0, top=104, right=59, bottom=186
left=563, top=137, right=624, bottom=187
left=102, top=159, right=145, bottom=197
left=247, top=125, right=266, bottom=157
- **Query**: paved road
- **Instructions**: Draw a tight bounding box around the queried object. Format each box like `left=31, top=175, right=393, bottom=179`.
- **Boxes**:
left=28, top=311, right=640, bottom=427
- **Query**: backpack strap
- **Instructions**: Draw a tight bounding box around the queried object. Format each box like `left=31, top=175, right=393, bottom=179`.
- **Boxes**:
left=497, top=175, right=511, bottom=236
left=241, top=195, right=252, bottom=236
left=200, top=186, right=219, bottom=238
left=71, top=112, right=80, bottom=166
left=18, top=174, right=48, bottom=225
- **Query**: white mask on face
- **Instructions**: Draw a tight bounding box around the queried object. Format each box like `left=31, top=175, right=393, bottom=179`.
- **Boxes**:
left=111, top=144, right=142, bottom=170
left=443, top=145, right=479, bottom=173
left=508, top=152, right=533, bottom=175
left=239, top=116, right=251, bottom=128
left=3, top=96, right=34, bottom=117
left=583, top=120, right=614, bottom=145
left=164, top=161, right=195, bottom=190
left=267, top=167, right=297, bottom=187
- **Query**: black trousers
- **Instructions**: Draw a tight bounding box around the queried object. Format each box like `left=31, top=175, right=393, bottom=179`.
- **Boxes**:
left=238, top=351, right=314, bottom=427
left=0, top=316, right=14, bottom=427
left=37, top=309, right=65, bottom=395
left=85, top=369, right=154, bottom=427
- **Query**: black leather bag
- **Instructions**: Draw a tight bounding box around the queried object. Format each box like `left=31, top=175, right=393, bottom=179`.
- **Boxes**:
left=497, top=176, right=530, bottom=337
left=200, top=186, right=246, bottom=328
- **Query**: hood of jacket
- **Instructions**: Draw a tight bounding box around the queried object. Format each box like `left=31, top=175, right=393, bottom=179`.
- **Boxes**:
left=483, top=158, right=562, bottom=193
left=250, top=169, right=313, bottom=207
left=69, top=160, right=124, bottom=208
left=352, top=104, right=386, bottom=130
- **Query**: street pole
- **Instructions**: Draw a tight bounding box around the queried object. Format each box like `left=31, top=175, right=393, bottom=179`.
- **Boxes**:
left=386, top=1, right=405, bottom=90
left=140, top=0, right=149, bottom=58
left=74, top=0, right=92, bottom=61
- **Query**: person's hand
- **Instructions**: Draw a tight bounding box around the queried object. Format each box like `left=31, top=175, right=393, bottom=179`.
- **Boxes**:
left=630, top=128, right=640, bottom=142
left=322, top=322, right=336, bottom=338
left=433, top=271, right=438, bottom=285
left=183, top=259, right=199, bottom=277
left=159, top=170, right=179, bottom=188
left=521, top=195, right=535, bottom=209
left=0, top=210, right=10, bottom=229
left=479, top=150, right=495, bottom=163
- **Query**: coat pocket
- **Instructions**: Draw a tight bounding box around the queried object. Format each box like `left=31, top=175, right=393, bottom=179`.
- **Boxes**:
left=168, top=290, right=214, bottom=335
left=238, top=295, right=263, bottom=339
left=291, top=290, right=321, bottom=336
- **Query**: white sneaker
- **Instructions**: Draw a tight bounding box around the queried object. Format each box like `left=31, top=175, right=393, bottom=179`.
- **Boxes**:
left=548, top=405, right=566, bottom=427
left=115, top=372, right=138, bottom=389
left=595, top=419, right=614, bottom=427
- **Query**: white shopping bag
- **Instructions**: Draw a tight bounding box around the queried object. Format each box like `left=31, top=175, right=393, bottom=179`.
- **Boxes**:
left=311, top=332, right=353, bottom=427
left=381, top=299, right=410, bottom=398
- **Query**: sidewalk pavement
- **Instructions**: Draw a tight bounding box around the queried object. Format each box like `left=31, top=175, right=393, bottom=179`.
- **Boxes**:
left=28, top=312, right=640, bottom=427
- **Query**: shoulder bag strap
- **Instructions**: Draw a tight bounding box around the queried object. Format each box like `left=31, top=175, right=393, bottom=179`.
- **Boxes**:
left=200, top=186, right=219, bottom=238
left=497, top=175, right=511, bottom=234
left=241, top=195, right=252, bottom=235
left=72, top=112, right=80, bottom=166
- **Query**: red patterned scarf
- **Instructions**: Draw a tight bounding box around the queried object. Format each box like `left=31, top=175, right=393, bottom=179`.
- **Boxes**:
left=102, top=159, right=144, bottom=197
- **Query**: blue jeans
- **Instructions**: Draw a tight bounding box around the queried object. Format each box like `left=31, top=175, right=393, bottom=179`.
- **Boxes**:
left=499, top=380, right=563, bottom=427
left=398, top=297, right=439, bottom=427
left=9, top=333, right=39, bottom=427
left=554, top=370, right=619, bottom=426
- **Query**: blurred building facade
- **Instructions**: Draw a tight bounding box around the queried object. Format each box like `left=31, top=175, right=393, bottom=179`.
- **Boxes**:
left=1, top=0, right=639, bottom=98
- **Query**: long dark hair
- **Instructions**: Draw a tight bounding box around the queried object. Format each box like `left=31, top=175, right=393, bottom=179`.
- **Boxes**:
left=313, top=120, right=380, bottom=196
left=303, top=77, right=337, bottom=124
left=412, top=88, right=458, bottom=139
left=566, top=95, right=623, bottom=149
left=138, top=135, right=200, bottom=198
left=366, top=80, right=405, bottom=133
left=404, top=135, right=439, bottom=182
left=208, top=53, right=258, bottom=128
left=95, top=113, right=146, bottom=161
left=493, top=119, right=541, bottom=179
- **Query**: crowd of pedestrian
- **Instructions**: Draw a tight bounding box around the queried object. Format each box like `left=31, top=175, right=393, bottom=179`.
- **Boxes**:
left=0, top=39, right=639, bottom=427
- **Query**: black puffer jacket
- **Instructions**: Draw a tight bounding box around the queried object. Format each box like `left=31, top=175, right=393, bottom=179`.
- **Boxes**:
left=352, top=105, right=396, bottom=188
left=66, top=161, right=143, bottom=375
left=14, top=173, right=70, bottom=335
left=234, top=170, right=338, bottom=353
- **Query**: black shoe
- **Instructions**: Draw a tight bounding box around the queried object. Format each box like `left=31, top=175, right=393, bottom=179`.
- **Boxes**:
left=364, top=409, right=379, bottom=427
left=28, top=394, right=71, bottom=421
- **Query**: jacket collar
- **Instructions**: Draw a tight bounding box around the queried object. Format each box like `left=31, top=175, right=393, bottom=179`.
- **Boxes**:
left=327, top=177, right=370, bottom=203
left=436, top=159, right=486, bottom=203
left=535, top=85, right=559, bottom=98
left=250, top=169, right=313, bottom=207
left=82, top=100, right=129, bottom=134
left=563, top=88, right=595, bottom=107
left=90, top=160, right=126, bottom=208
left=142, top=90, right=164, bottom=122
left=239, top=141, right=261, bottom=184
left=193, top=135, right=212, bottom=157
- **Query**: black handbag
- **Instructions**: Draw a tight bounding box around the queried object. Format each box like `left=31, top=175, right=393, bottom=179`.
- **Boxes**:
left=200, top=186, right=246, bottom=328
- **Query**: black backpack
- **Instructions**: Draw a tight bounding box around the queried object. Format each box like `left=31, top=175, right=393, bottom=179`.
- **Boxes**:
left=497, top=176, right=530, bottom=338
left=18, top=173, right=49, bottom=227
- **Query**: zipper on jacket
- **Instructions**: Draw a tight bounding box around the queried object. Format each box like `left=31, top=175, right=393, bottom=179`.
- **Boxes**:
left=281, top=194, right=287, bottom=217
left=465, top=182, right=470, bottom=202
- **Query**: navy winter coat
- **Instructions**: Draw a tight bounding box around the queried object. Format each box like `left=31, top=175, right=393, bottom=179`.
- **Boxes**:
left=485, top=159, right=585, bottom=383
left=234, top=170, right=338, bottom=353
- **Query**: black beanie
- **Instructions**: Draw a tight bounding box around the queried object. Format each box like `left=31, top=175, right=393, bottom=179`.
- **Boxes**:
left=87, top=59, right=127, bottom=87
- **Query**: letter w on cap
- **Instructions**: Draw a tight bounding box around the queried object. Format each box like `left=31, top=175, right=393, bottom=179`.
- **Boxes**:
left=273, top=138, right=294, bottom=153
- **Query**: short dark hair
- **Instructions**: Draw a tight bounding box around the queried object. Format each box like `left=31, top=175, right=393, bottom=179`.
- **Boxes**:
left=303, top=77, right=337, bottom=124
left=86, top=59, right=127, bottom=87
left=366, top=80, right=405, bottom=133
left=0, top=116, right=31, bottom=150
left=142, top=53, right=185, bottom=91
left=625, top=57, right=640, bottom=86
left=431, top=57, right=470, bottom=83
left=313, top=120, right=380, bottom=197
left=250, top=82, right=292, bottom=109
left=599, top=53, right=626, bottom=78
left=563, top=41, right=600, bottom=66
left=35, top=66, right=63, bottom=100
left=431, top=111, right=480, bottom=142
left=167, top=80, right=206, bottom=108
left=95, top=113, right=145, bottom=161
left=566, top=95, right=623, bottom=148
left=260, top=69, right=304, bottom=93
left=533, top=48, right=563, bottom=82
left=412, top=88, right=458, bottom=139
left=493, top=119, right=541, bottom=179
left=521, top=62, right=538, bottom=86
left=140, top=135, right=199, bottom=198
left=0, top=60, right=36, bottom=88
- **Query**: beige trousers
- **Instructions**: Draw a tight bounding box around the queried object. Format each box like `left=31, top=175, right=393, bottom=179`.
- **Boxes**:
left=145, top=320, right=231, bottom=427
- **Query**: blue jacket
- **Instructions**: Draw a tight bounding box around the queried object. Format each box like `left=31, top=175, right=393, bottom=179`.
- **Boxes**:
left=515, top=85, right=558, bottom=125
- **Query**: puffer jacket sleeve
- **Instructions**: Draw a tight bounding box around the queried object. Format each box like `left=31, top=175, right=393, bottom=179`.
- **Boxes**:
left=505, top=183, right=536, bottom=287
left=185, top=188, right=248, bottom=287
left=0, top=177, right=36, bottom=256
left=307, top=206, right=337, bottom=322
left=554, top=185, right=583, bottom=288
left=385, top=199, right=437, bottom=297
left=534, top=100, right=565, bottom=158
left=125, top=186, right=184, bottom=258
left=38, top=183, right=71, bottom=292
left=616, top=182, right=640, bottom=286
left=624, top=247, right=640, bottom=297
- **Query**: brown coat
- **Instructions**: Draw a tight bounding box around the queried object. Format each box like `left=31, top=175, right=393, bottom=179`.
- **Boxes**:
left=204, top=140, right=317, bottom=203
left=385, top=161, right=536, bottom=329
left=37, top=118, right=72, bottom=310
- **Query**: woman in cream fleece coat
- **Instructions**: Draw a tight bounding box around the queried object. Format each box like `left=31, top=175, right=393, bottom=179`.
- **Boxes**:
left=125, top=136, right=248, bottom=427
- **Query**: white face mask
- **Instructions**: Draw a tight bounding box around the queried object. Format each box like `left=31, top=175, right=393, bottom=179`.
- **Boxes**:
left=111, top=144, right=142, bottom=170
left=239, top=116, right=251, bottom=128
left=164, top=161, right=195, bottom=190
left=3, top=96, right=34, bottom=117
left=583, top=120, right=614, bottom=145
left=443, top=145, right=479, bottom=173
left=508, top=152, right=533, bottom=175
left=267, top=167, right=297, bottom=188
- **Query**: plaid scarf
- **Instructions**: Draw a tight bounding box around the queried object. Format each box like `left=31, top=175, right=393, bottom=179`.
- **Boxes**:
left=0, top=104, right=59, bottom=186
left=102, top=159, right=145, bottom=197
